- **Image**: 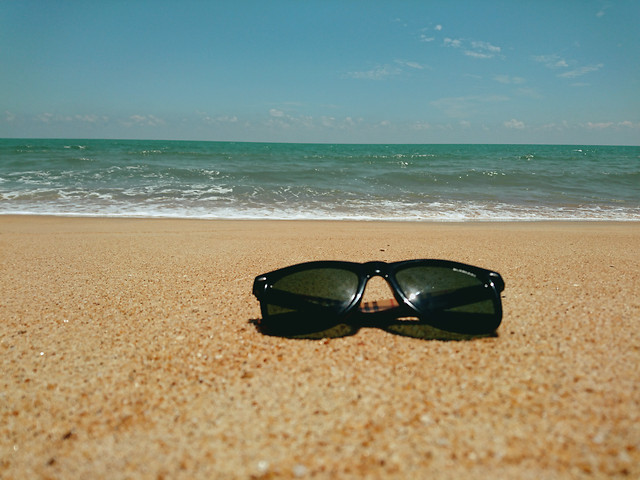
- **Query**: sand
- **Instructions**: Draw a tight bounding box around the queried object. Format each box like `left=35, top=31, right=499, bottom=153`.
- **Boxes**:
left=1, top=216, right=639, bottom=479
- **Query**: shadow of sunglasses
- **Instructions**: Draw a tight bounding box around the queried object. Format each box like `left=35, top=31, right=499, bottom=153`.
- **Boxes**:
left=250, top=298, right=499, bottom=341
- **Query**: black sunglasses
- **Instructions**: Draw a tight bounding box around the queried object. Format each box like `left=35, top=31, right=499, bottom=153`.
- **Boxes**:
left=253, top=259, right=505, bottom=337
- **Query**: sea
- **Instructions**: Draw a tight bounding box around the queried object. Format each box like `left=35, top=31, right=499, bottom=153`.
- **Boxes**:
left=1, top=138, right=638, bottom=221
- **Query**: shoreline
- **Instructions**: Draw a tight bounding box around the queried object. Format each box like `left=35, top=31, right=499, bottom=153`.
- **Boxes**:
left=2, top=215, right=639, bottom=478
left=2, top=212, right=639, bottom=223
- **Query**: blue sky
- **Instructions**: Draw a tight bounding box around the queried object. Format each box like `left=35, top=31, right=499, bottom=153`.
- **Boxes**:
left=2, top=0, right=639, bottom=144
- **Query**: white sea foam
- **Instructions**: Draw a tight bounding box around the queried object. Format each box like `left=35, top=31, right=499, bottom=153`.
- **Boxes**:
left=2, top=199, right=637, bottom=222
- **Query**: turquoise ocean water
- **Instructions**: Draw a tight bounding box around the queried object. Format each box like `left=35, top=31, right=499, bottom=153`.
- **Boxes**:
left=1, top=138, right=638, bottom=221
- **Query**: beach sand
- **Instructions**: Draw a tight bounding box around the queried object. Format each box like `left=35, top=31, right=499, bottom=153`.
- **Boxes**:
left=1, top=216, right=639, bottom=479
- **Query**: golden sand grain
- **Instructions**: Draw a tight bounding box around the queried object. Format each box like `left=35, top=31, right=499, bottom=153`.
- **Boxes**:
left=1, top=216, right=638, bottom=479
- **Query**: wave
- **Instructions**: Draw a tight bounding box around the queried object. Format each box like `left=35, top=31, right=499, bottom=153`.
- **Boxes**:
left=1, top=139, right=638, bottom=221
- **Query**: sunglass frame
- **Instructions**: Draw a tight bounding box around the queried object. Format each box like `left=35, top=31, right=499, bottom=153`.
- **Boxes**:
left=253, top=259, right=505, bottom=334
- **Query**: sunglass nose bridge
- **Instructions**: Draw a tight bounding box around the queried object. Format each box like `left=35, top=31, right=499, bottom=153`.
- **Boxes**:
left=363, top=261, right=390, bottom=278
left=359, top=274, right=400, bottom=314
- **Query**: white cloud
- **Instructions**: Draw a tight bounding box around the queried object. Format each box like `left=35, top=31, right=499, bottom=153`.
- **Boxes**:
left=345, top=64, right=402, bottom=80
left=5, top=111, right=16, bottom=122
left=146, top=115, right=163, bottom=126
left=124, top=114, right=164, bottom=127
left=264, top=111, right=363, bottom=132
left=558, top=64, right=603, bottom=78
left=420, top=24, right=442, bottom=41
left=266, top=109, right=311, bottom=129
left=586, top=121, right=613, bottom=129
left=504, top=118, right=525, bottom=129
left=444, top=38, right=502, bottom=59
left=541, top=120, right=586, bottom=132
left=465, top=51, right=494, bottom=59
left=471, top=41, right=501, bottom=53
left=533, top=55, right=602, bottom=79
left=532, top=54, right=569, bottom=69
left=75, top=114, right=100, bottom=123
left=576, top=120, right=640, bottom=130
left=494, top=75, right=525, bottom=85
left=320, top=116, right=336, bottom=128
left=532, top=54, right=551, bottom=64
left=198, top=110, right=240, bottom=125
left=30, top=112, right=109, bottom=126
left=466, top=41, right=501, bottom=58
left=38, top=113, right=54, bottom=123
left=411, top=121, right=431, bottom=130
left=395, top=59, right=426, bottom=70
left=444, top=37, right=462, bottom=48
left=346, top=60, right=426, bottom=80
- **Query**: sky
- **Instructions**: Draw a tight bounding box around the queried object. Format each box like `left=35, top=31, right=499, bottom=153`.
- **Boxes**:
left=2, top=0, right=639, bottom=144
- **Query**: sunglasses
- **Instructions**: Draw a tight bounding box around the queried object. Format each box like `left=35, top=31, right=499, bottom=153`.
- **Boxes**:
left=253, top=259, right=505, bottom=337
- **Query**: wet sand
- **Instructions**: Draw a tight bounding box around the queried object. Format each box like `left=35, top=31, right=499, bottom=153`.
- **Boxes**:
left=1, top=216, right=639, bottom=479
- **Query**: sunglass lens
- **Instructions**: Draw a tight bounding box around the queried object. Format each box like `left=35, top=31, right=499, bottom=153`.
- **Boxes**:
left=262, top=268, right=359, bottom=334
left=395, top=266, right=500, bottom=333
